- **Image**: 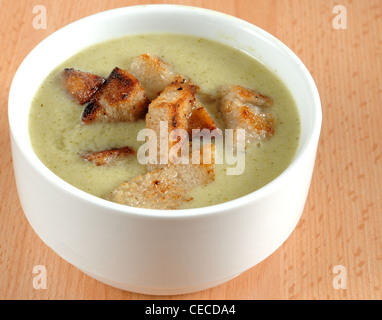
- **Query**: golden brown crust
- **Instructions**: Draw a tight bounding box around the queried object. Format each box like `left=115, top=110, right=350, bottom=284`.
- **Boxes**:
left=129, top=53, right=179, bottom=100
left=218, top=84, right=275, bottom=145
left=187, top=99, right=218, bottom=139
left=239, top=105, right=274, bottom=136
left=145, top=78, right=199, bottom=171
left=226, top=85, right=273, bottom=107
left=81, top=67, right=150, bottom=124
left=81, top=146, right=135, bottom=166
left=62, top=68, right=105, bottom=105
left=106, top=144, right=215, bottom=209
left=138, top=53, right=171, bottom=75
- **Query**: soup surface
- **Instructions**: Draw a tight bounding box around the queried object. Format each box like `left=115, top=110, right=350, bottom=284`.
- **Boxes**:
left=29, top=33, right=300, bottom=209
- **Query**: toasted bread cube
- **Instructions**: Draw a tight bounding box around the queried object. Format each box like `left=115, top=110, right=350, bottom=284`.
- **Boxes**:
left=218, top=85, right=274, bottom=145
left=106, top=144, right=215, bottom=209
left=62, top=68, right=105, bottom=105
left=81, top=146, right=135, bottom=166
left=145, top=78, right=198, bottom=171
left=188, top=99, right=218, bottom=139
left=81, top=67, right=150, bottom=123
left=129, top=53, right=179, bottom=100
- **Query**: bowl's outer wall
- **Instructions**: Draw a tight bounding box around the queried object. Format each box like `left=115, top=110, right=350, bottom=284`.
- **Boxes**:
left=9, top=5, right=321, bottom=295
left=12, top=136, right=317, bottom=294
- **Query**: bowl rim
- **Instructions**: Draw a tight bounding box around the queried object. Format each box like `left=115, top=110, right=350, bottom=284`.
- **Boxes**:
left=8, top=4, right=322, bottom=219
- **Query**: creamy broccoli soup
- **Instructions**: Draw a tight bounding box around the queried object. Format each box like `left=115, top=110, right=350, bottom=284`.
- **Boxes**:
left=28, top=33, right=300, bottom=209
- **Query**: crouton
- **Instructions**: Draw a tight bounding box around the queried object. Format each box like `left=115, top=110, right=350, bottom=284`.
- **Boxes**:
left=188, top=99, right=218, bottom=139
left=145, top=78, right=198, bottom=171
left=62, top=68, right=105, bottom=105
left=218, top=85, right=274, bottom=145
left=81, top=146, right=135, bottom=166
left=129, top=53, right=179, bottom=100
left=106, top=144, right=215, bottom=209
left=81, top=67, right=150, bottom=123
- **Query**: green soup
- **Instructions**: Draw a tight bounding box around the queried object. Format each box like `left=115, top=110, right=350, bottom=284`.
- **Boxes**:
left=28, top=33, right=300, bottom=209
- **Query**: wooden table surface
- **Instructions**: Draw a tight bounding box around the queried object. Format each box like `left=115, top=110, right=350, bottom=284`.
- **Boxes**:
left=1, top=0, right=381, bottom=300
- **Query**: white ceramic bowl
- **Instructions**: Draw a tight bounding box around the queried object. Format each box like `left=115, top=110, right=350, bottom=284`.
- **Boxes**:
left=8, top=5, right=321, bottom=295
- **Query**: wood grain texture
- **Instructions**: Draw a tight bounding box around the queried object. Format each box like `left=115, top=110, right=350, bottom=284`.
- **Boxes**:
left=1, top=0, right=381, bottom=300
